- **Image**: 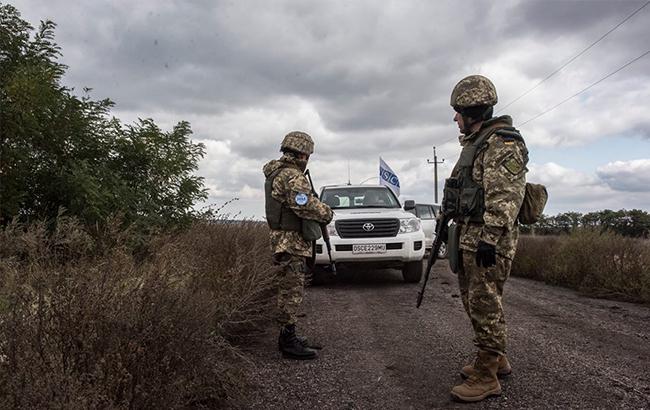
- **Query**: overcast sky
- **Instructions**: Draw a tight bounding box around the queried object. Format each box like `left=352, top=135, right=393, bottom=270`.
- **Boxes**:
left=17, top=0, right=650, bottom=218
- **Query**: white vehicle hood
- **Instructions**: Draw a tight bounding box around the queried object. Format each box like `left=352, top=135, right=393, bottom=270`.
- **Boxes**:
left=331, top=208, right=414, bottom=221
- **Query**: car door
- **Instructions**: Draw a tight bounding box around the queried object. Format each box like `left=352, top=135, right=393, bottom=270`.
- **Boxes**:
left=416, top=205, right=435, bottom=249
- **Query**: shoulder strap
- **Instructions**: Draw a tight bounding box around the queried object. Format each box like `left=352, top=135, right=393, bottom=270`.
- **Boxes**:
left=494, top=127, right=525, bottom=144
left=268, top=167, right=285, bottom=182
left=268, top=163, right=301, bottom=184
left=457, top=131, right=492, bottom=167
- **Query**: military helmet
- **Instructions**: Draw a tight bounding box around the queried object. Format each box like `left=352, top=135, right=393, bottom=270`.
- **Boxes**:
left=450, top=75, right=498, bottom=110
left=281, top=131, right=314, bottom=155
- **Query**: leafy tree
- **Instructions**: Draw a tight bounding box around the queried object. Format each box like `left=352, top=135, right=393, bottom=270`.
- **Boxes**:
left=0, top=4, right=206, bottom=229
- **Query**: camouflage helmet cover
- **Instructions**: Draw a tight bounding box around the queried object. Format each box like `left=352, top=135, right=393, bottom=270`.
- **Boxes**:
left=281, top=131, right=314, bottom=155
left=450, top=75, right=498, bottom=110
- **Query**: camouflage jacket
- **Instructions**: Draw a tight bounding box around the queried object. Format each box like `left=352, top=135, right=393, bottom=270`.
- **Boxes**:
left=452, top=115, right=528, bottom=260
left=262, top=154, right=333, bottom=257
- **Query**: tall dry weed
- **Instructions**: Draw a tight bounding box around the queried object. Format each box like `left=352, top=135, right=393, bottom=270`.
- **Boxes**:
left=513, top=230, right=650, bottom=303
left=0, top=216, right=275, bottom=409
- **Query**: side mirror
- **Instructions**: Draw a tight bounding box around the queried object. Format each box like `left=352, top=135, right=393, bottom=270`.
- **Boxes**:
left=403, top=200, right=416, bottom=211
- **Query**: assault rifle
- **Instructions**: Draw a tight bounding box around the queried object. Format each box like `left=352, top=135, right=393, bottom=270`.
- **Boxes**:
left=416, top=211, right=451, bottom=308
left=305, top=169, right=336, bottom=273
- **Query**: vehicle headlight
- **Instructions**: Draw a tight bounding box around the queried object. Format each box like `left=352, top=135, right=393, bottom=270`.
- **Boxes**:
left=399, top=217, right=421, bottom=233
left=327, top=223, right=338, bottom=237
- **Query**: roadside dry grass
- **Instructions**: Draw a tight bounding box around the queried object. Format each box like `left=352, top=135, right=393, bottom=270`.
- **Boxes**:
left=0, top=216, right=275, bottom=409
left=513, top=230, right=650, bottom=304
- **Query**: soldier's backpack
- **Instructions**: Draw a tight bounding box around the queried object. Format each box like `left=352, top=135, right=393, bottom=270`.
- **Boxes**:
left=518, top=182, right=548, bottom=225
left=492, top=128, right=548, bottom=225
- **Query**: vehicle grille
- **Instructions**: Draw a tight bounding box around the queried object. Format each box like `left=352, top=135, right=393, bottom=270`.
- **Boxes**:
left=335, top=218, right=400, bottom=238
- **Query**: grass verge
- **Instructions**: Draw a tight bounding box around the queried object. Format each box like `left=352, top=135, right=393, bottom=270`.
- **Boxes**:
left=0, top=216, right=275, bottom=409
left=512, top=230, right=650, bottom=304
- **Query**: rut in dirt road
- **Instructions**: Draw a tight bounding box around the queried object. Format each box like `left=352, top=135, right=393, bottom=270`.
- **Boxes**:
left=245, top=262, right=650, bottom=409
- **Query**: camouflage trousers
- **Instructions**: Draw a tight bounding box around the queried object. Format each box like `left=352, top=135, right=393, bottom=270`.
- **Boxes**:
left=457, top=250, right=512, bottom=355
left=272, top=252, right=306, bottom=326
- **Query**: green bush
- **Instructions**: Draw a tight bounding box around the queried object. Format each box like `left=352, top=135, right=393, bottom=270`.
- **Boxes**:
left=0, top=4, right=206, bottom=230
left=0, top=216, right=276, bottom=409
left=512, top=230, right=650, bottom=303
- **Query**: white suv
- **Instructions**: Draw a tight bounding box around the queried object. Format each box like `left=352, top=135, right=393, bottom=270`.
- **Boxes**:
left=314, top=185, right=426, bottom=282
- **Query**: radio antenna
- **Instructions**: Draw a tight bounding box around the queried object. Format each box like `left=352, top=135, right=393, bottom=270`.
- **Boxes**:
left=347, top=159, right=351, bottom=185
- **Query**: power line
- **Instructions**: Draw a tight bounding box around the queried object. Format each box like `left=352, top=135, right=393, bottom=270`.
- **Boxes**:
left=497, top=1, right=650, bottom=113
left=438, top=49, right=649, bottom=143
left=520, top=50, right=650, bottom=126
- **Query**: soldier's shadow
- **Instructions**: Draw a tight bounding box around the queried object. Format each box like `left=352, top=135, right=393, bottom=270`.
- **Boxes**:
left=310, top=266, right=408, bottom=289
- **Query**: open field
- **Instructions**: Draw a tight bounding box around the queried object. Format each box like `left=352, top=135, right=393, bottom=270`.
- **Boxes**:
left=513, top=232, right=650, bottom=304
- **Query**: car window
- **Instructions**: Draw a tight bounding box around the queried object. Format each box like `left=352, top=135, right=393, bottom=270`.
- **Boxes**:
left=416, top=205, right=434, bottom=219
left=321, top=187, right=400, bottom=209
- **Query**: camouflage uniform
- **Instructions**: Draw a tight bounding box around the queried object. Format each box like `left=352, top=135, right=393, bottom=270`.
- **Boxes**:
left=263, top=143, right=333, bottom=326
left=452, top=115, right=528, bottom=355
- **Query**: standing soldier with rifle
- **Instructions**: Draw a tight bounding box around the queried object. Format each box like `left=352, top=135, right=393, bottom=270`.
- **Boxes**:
left=263, top=131, right=333, bottom=360
left=441, top=75, right=528, bottom=402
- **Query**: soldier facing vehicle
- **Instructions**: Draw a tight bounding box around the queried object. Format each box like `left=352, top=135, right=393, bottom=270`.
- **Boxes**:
left=263, top=131, right=333, bottom=360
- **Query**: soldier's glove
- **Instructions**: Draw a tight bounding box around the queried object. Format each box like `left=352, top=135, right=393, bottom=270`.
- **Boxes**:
left=475, top=241, right=496, bottom=268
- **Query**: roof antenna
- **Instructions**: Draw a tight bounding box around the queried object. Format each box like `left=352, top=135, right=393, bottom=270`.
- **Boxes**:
left=347, top=159, right=351, bottom=185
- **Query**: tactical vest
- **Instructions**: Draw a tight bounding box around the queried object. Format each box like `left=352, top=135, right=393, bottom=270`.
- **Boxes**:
left=265, top=166, right=302, bottom=232
left=442, top=127, right=525, bottom=223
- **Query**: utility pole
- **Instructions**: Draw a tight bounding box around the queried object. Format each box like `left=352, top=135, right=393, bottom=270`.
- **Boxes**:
left=427, top=146, right=444, bottom=204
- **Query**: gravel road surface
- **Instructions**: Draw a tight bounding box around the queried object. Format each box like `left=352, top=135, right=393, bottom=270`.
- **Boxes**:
left=244, top=261, right=650, bottom=409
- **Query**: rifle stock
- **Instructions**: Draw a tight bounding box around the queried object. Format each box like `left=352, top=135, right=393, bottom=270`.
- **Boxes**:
left=416, top=213, right=450, bottom=308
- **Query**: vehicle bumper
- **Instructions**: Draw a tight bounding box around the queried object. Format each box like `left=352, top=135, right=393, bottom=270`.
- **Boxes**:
left=314, top=231, right=425, bottom=265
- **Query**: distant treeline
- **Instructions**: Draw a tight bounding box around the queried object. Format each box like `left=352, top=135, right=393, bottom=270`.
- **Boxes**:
left=521, top=209, right=650, bottom=238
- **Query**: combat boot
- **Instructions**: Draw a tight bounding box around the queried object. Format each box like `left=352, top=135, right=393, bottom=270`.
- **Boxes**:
left=460, top=353, right=511, bottom=379
left=278, top=324, right=318, bottom=360
left=277, top=334, right=323, bottom=352
left=451, top=350, right=501, bottom=402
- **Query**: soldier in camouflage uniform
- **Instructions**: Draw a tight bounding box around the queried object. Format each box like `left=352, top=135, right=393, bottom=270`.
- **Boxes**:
left=262, top=131, right=333, bottom=360
left=444, top=75, right=528, bottom=402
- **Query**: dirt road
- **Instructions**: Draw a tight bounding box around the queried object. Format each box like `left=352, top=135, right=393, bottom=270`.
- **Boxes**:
left=244, top=262, right=650, bottom=409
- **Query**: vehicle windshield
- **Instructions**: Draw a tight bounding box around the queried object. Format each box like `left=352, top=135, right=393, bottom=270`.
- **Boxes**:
left=321, top=187, right=400, bottom=209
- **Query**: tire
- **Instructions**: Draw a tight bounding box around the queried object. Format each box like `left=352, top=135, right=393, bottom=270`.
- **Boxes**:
left=402, top=260, right=423, bottom=283
left=438, top=242, right=448, bottom=259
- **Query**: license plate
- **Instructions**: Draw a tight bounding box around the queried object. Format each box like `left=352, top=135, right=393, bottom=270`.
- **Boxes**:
left=352, top=244, right=387, bottom=254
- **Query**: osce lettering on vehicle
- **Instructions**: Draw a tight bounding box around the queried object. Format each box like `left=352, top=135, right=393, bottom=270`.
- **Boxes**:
left=295, top=193, right=308, bottom=206
left=380, top=169, right=400, bottom=187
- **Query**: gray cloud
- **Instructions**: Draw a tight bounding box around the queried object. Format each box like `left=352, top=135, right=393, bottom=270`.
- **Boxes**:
left=16, top=0, right=650, bottom=216
left=597, top=159, right=650, bottom=192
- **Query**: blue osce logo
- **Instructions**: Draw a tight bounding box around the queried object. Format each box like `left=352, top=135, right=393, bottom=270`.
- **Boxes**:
left=380, top=167, right=400, bottom=187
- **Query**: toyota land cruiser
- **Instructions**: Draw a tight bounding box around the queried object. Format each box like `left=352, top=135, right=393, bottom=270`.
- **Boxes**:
left=314, top=185, right=425, bottom=282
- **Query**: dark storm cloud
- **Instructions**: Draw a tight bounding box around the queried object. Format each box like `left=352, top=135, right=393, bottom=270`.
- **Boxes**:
left=506, top=0, right=646, bottom=35
left=19, top=0, right=650, bottom=134
left=20, top=0, right=502, bottom=132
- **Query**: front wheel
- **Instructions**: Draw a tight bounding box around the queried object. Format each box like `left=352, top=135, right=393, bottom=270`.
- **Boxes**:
left=402, top=260, right=423, bottom=283
left=437, top=242, right=448, bottom=259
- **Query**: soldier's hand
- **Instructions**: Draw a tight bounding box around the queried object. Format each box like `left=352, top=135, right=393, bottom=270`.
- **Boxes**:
left=475, top=241, right=496, bottom=268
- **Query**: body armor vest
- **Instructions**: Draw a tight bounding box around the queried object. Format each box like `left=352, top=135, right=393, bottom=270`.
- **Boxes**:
left=443, top=127, right=524, bottom=223
left=265, top=167, right=302, bottom=232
